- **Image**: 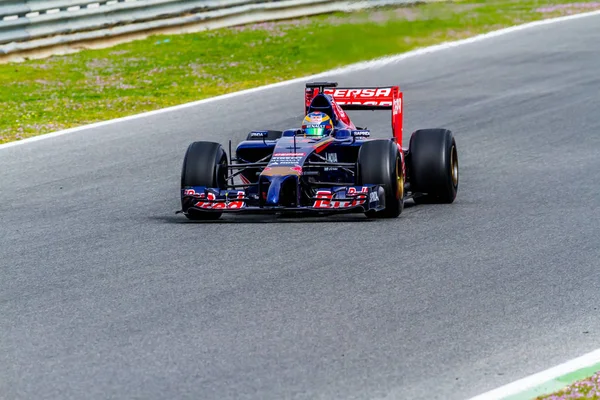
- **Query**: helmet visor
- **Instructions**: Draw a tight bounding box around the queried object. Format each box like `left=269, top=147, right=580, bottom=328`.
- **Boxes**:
left=304, top=126, right=327, bottom=136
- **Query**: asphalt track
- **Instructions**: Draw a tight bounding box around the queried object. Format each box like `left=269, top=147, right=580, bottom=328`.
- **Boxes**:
left=2, top=14, right=600, bottom=400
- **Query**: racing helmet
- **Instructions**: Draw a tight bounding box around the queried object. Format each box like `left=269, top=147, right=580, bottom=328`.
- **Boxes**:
left=301, top=111, right=334, bottom=137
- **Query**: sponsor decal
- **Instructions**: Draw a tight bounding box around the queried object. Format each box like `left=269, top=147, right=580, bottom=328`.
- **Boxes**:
left=369, top=191, right=379, bottom=202
left=325, top=88, right=393, bottom=98
left=336, top=100, right=393, bottom=106
left=223, top=191, right=246, bottom=209
left=313, top=190, right=334, bottom=209
left=192, top=191, right=246, bottom=209
left=393, top=98, right=402, bottom=114
left=271, top=152, right=305, bottom=165
left=184, top=188, right=201, bottom=197
left=273, top=152, right=305, bottom=157
left=313, top=187, right=370, bottom=209
left=325, top=152, right=337, bottom=171
left=352, top=130, right=370, bottom=138
left=249, top=131, right=268, bottom=137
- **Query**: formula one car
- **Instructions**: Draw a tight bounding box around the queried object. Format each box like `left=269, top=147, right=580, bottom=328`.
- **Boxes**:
left=179, top=81, right=459, bottom=220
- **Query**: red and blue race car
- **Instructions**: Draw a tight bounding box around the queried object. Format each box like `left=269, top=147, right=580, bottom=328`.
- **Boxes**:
left=179, top=81, right=459, bottom=220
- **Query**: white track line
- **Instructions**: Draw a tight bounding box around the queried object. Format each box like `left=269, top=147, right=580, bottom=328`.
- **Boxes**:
left=2, top=9, right=600, bottom=151
left=467, top=349, right=600, bottom=400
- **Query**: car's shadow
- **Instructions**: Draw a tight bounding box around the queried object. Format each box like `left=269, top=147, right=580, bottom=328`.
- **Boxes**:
left=153, top=214, right=372, bottom=224
left=152, top=200, right=417, bottom=224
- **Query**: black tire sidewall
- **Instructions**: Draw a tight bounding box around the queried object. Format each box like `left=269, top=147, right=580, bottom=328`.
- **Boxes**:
left=181, top=141, right=227, bottom=219
left=357, top=139, right=403, bottom=218
left=409, top=129, right=458, bottom=203
left=181, top=141, right=227, bottom=189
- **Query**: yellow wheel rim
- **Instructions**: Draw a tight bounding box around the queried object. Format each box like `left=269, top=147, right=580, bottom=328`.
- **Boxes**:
left=450, top=145, right=459, bottom=187
left=396, top=157, right=404, bottom=199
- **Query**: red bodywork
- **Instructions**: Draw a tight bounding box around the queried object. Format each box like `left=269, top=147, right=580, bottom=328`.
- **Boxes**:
left=304, top=86, right=404, bottom=146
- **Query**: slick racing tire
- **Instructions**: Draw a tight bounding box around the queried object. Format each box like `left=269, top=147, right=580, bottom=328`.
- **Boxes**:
left=408, top=128, right=458, bottom=204
left=181, top=141, right=228, bottom=220
left=357, top=139, right=404, bottom=218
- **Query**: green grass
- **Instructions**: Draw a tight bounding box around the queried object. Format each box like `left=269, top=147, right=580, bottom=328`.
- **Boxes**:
left=535, top=375, right=600, bottom=399
left=1, top=0, right=599, bottom=143
left=533, top=368, right=600, bottom=399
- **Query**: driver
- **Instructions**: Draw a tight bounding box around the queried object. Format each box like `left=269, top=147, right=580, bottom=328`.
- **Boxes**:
left=301, top=111, right=334, bottom=138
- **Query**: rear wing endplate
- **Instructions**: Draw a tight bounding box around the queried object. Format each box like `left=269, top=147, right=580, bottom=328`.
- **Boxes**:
left=305, top=82, right=403, bottom=143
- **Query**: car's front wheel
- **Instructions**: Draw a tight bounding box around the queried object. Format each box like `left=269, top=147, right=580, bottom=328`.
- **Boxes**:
left=181, top=141, right=228, bottom=220
left=357, top=139, right=404, bottom=218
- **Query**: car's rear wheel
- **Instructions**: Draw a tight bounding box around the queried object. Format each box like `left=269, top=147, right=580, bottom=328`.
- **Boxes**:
left=181, top=141, right=228, bottom=220
left=408, top=128, right=458, bottom=204
left=357, top=139, right=404, bottom=218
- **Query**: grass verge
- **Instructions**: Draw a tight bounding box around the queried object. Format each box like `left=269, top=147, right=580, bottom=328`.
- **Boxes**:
left=535, top=370, right=600, bottom=399
left=1, top=0, right=600, bottom=144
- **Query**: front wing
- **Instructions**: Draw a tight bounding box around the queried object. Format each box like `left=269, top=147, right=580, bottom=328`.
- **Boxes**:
left=181, top=185, right=385, bottom=215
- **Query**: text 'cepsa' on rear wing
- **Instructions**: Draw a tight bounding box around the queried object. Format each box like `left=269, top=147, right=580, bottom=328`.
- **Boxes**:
left=304, top=81, right=404, bottom=143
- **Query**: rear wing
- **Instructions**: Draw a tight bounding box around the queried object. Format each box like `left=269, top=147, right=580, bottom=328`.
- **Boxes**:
left=305, top=82, right=403, bottom=144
